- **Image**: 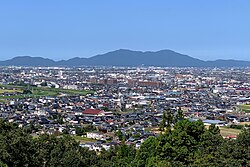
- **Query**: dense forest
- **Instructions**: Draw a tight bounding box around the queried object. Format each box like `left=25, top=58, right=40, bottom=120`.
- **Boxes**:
left=0, top=119, right=249, bottom=167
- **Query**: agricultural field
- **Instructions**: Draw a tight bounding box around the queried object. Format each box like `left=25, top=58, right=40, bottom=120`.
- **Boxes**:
left=205, top=125, right=241, bottom=137
left=0, top=89, right=22, bottom=94
left=238, top=104, right=250, bottom=113
left=0, top=84, right=93, bottom=102
left=72, top=136, right=97, bottom=143
left=219, top=127, right=241, bottom=137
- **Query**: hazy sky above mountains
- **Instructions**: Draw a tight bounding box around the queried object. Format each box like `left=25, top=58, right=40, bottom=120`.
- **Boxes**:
left=0, top=0, right=249, bottom=61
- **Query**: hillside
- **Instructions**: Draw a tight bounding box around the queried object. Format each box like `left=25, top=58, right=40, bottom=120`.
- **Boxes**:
left=0, top=49, right=249, bottom=67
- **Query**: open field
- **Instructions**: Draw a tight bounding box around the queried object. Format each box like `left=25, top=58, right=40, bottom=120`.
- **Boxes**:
left=238, top=104, right=250, bottom=113
left=0, top=89, right=22, bottom=94
left=152, top=125, right=242, bottom=137
left=205, top=125, right=241, bottom=137
left=72, top=136, right=97, bottom=143
left=0, top=99, right=6, bottom=103
left=39, top=87, right=93, bottom=96
left=219, top=127, right=241, bottom=137
left=0, top=84, right=93, bottom=102
left=239, top=122, right=250, bottom=125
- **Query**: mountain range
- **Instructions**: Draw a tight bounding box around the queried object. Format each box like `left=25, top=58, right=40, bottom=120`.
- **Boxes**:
left=0, top=49, right=249, bottom=67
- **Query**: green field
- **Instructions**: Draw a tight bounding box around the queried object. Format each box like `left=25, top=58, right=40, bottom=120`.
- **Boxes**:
left=238, top=104, right=250, bottom=113
left=0, top=89, right=22, bottom=94
left=219, top=127, right=241, bottom=137
left=31, top=135, right=96, bottom=144
left=0, top=84, right=93, bottom=102
left=205, top=125, right=241, bottom=137
left=72, top=136, right=97, bottom=143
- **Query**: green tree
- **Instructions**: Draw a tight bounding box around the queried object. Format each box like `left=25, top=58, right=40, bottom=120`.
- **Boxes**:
left=134, top=136, right=158, bottom=167
left=0, top=160, right=8, bottom=167
left=115, top=142, right=136, bottom=167
left=166, top=109, right=173, bottom=131
left=176, top=107, right=184, bottom=121
left=23, top=89, right=32, bottom=94
left=159, top=111, right=167, bottom=131
left=234, top=129, right=250, bottom=166
left=159, top=109, right=173, bottom=132
left=208, top=124, right=220, bottom=135
left=75, top=126, right=86, bottom=136
left=115, top=130, right=124, bottom=141
left=0, top=120, right=39, bottom=167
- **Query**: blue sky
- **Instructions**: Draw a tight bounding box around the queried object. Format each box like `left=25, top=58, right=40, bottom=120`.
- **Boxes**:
left=0, top=0, right=249, bottom=61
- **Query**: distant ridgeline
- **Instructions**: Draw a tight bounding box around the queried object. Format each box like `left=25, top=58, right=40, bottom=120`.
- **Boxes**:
left=0, top=49, right=250, bottom=67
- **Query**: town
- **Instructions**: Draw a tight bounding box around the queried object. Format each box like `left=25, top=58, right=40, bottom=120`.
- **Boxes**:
left=0, top=66, right=250, bottom=151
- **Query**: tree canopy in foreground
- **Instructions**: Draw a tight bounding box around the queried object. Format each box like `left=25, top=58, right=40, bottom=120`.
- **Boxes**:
left=0, top=119, right=249, bottom=167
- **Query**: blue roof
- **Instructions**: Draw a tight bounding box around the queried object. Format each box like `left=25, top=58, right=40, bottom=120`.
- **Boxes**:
left=202, top=120, right=226, bottom=124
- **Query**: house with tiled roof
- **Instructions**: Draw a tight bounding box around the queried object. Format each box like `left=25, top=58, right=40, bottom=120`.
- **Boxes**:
left=82, top=108, right=105, bottom=116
